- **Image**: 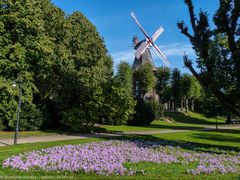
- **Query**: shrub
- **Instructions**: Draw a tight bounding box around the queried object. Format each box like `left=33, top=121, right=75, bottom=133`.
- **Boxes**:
left=128, top=99, right=163, bottom=126
left=60, top=107, right=95, bottom=132
left=0, top=120, right=4, bottom=131
left=19, top=103, right=44, bottom=131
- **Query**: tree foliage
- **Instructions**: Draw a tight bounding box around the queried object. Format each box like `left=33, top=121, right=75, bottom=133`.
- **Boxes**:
left=178, top=0, right=240, bottom=117
left=134, top=63, right=155, bottom=99
left=171, top=68, right=181, bottom=110
left=101, top=62, right=136, bottom=125
left=155, top=66, right=171, bottom=103
left=128, top=99, right=163, bottom=126
left=0, top=0, right=135, bottom=131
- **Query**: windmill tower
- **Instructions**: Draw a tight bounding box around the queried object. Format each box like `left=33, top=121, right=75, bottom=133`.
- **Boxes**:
left=132, top=35, right=159, bottom=101
left=132, top=35, right=156, bottom=71
left=130, top=12, right=170, bottom=101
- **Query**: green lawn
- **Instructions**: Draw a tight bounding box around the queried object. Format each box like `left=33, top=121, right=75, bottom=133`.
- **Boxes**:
left=99, top=112, right=226, bottom=132
left=0, top=129, right=70, bottom=139
left=165, top=111, right=225, bottom=125
left=133, top=128, right=240, bottom=152
left=0, top=112, right=227, bottom=139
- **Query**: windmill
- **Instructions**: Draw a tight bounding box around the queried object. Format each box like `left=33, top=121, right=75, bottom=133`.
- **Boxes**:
left=130, top=12, right=170, bottom=68
left=130, top=12, right=169, bottom=100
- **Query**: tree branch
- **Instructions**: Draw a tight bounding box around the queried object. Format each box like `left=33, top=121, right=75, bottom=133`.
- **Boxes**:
left=185, top=0, right=197, bottom=33
left=184, top=56, right=240, bottom=117
left=177, top=21, right=194, bottom=41
left=231, top=0, right=240, bottom=32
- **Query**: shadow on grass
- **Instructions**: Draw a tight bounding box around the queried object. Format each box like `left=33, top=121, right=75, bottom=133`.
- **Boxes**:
left=190, top=132, right=240, bottom=144
left=164, top=112, right=225, bottom=125
left=91, top=124, right=202, bottom=133
left=207, top=128, right=240, bottom=134
left=106, top=133, right=240, bottom=154
left=148, top=124, right=200, bottom=130
left=29, top=112, right=228, bottom=135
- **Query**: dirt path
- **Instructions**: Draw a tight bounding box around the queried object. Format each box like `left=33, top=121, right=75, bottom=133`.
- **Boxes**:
left=0, top=133, right=121, bottom=147
left=0, top=129, right=192, bottom=147
left=0, top=125, right=239, bottom=147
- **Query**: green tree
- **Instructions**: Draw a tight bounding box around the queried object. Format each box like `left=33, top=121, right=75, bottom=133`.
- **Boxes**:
left=188, top=76, right=201, bottom=111
left=59, top=12, right=113, bottom=131
left=0, top=0, right=114, bottom=131
left=115, top=61, right=133, bottom=94
left=178, top=0, right=240, bottom=117
left=171, top=68, right=181, bottom=111
left=0, top=0, right=48, bottom=130
left=101, top=62, right=136, bottom=125
left=180, top=74, right=192, bottom=112
left=155, top=66, right=171, bottom=103
left=134, top=63, right=155, bottom=99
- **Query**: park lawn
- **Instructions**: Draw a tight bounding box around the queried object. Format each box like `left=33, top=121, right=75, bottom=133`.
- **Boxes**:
left=99, top=121, right=202, bottom=132
left=142, top=128, right=240, bottom=150
left=0, top=129, right=69, bottom=139
left=0, top=112, right=227, bottom=139
left=0, top=129, right=239, bottom=179
left=164, top=111, right=226, bottom=125
left=99, top=112, right=226, bottom=133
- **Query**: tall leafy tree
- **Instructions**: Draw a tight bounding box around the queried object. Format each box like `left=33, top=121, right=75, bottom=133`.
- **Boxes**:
left=59, top=12, right=113, bottom=131
left=188, top=76, right=201, bottom=111
left=115, top=61, right=133, bottom=94
left=155, top=66, right=171, bottom=103
left=101, top=62, right=136, bottom=125
left=134, top=63, right=155, bottom=99
left=171, top=68, right=181, bottom=111
left=180, top=74, right=192, bottom=112
left=0, top=0, right=48, bottom=130
left=177, top=0, right=240, bottom=117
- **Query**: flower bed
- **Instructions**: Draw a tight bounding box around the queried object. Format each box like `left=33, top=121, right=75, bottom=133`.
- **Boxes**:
left=3, top=140, right=240, bottom=175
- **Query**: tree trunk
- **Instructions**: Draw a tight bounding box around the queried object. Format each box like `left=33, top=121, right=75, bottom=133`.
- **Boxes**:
left=226, top=114, right=232, bottom=124
left=191, top=99, right=194, bottom=112
left=185, top=61, right=240, bottom=118
left=186, top=98, right=189, bottom=112
left=181, top=99, right=183, bottom=111
left=173, top=101, right=175, bottom=112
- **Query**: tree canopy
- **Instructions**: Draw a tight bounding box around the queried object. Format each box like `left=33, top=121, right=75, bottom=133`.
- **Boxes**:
left=178, top=0, right=240, bottom=117
left=0, top=0, right=134, bottom=131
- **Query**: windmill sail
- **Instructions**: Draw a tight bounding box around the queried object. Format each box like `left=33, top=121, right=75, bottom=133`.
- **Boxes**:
left=130, top=11, right=170, bottom=67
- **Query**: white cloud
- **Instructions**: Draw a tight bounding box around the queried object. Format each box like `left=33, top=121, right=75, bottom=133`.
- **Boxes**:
left=158, top=43, right=195, bottom=56
left=111, top=50, right=134, bottom=66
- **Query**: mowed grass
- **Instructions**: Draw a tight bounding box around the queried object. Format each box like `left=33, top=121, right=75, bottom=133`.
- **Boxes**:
left=0, top=129, right=70, bottom=139
left=99, top=112, right=226, bottom=132
left=0, top=112, right=227, bottom=138
left=135, top=128, right=240, bottom=151
left=0, top=129, right=240, bottom=179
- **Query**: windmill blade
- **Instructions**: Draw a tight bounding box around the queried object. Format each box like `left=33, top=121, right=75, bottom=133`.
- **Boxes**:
left=130, top=12, right=151, bottom=40
left=134, top=41, right=151, bottom=59
left=152, top=27, right=164, bottom=42
left=152, top=43, right=170, bottom=66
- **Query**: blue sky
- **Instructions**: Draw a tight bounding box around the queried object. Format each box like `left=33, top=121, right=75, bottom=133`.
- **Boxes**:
left=52, top=0, right=219, bottom=73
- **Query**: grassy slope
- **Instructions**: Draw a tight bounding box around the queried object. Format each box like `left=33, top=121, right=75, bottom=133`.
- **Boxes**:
left=0, top=112, right=226, bottom=138
left=100, top=112, right=226, bottom=132
left=130, top=128, right=240, bottom=152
